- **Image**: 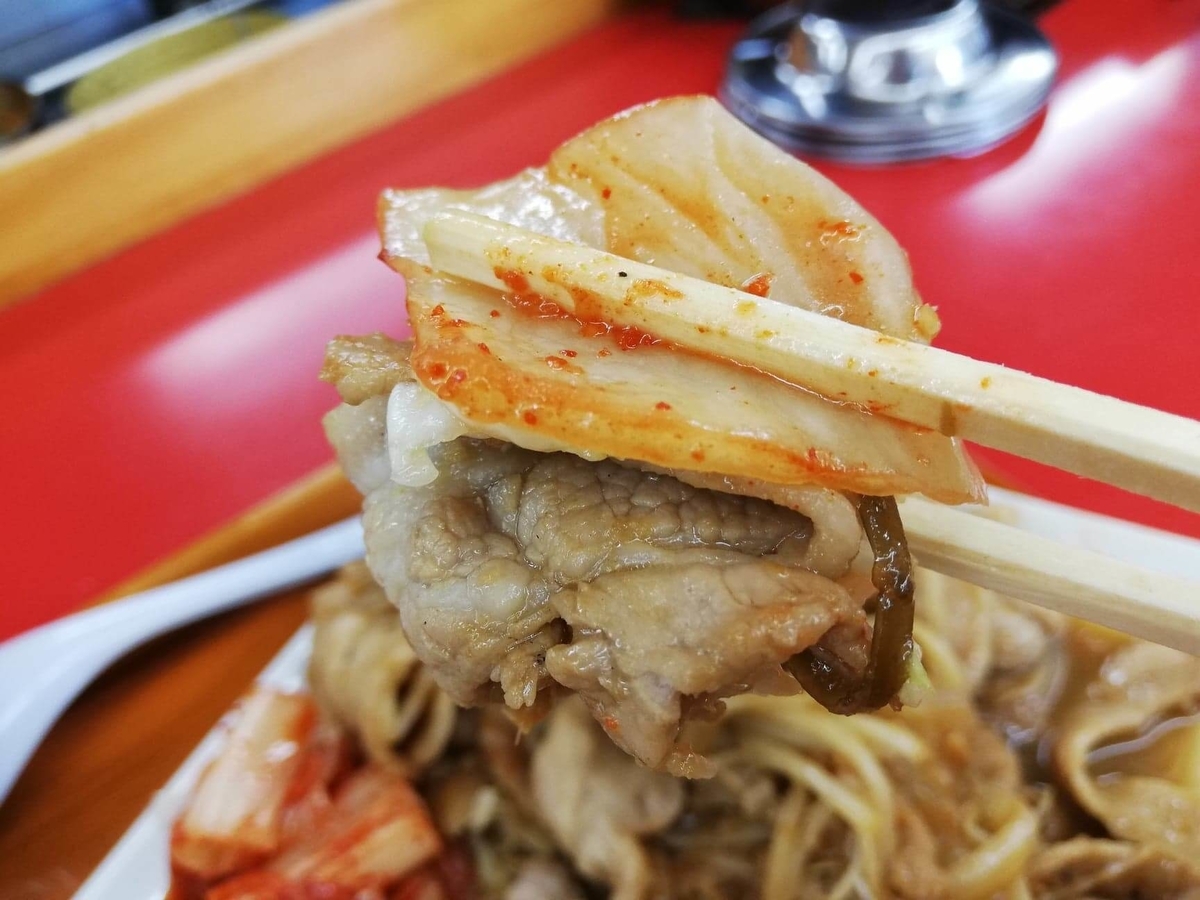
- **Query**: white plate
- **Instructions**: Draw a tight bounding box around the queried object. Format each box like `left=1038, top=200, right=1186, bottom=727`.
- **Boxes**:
left=72, top=488, right=1200, bottom=900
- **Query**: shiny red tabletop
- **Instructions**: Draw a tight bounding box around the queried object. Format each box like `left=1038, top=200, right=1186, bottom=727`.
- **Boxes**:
left=2, top=2, right=1197, bottom=639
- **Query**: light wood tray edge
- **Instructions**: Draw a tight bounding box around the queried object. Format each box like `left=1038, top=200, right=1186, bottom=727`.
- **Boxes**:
left=0, top=0, right=620, bottom=308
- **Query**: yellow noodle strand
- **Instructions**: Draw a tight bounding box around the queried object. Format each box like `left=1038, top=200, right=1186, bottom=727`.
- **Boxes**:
left=793, top=801, right=835, bottom=876
left=737, top=738, right=882, bottom=894
left=732, top=705, right=897, bottom=860
left=840, top=715, right=928, bottom=763
left=826, top=861, right=864, bottom=900
left=946, top=801, right=1039, bottom=900
left=912, top=622, right=968, bottom=692
left=762, top=787, right=810, bottom=900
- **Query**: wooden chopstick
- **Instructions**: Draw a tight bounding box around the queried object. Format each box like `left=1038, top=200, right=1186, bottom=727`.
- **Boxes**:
left=898, top=497, right=1200, bottom=655
left=423, top=212, right=1200, bottom=513
left=420, top=213, right=1200, bottom=650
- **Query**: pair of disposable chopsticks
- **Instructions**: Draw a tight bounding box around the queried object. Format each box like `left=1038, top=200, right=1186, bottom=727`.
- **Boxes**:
left=422, top=211, right=1200, bottom=654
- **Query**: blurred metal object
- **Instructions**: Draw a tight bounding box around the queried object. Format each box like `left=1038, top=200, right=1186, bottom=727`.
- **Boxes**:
left=0, top=0, right=153, bottom=82
left=720, top=0, right=1058, bottom=162
left=0, top=0, right=270, bottom=139
left=66, top=10, right=285, bottom=113
left=25, top=0, right=267, bottom=97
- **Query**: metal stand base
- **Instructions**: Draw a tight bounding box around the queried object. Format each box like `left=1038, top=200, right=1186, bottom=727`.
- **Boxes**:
left=720, top=0, right=1058, bottom=163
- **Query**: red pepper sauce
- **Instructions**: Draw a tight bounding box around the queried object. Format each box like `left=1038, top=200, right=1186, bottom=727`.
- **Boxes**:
left=494, top=267, right=665, bottom=352
left=488, top=266, right=931, bottom=435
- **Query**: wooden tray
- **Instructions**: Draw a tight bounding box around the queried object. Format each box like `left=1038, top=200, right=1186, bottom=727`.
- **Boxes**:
left=0, top=0, right=618, bottom=307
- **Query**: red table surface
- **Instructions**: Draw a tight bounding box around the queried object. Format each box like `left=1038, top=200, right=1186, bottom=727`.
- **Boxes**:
left=2, top=3, right=1198, bottom=640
